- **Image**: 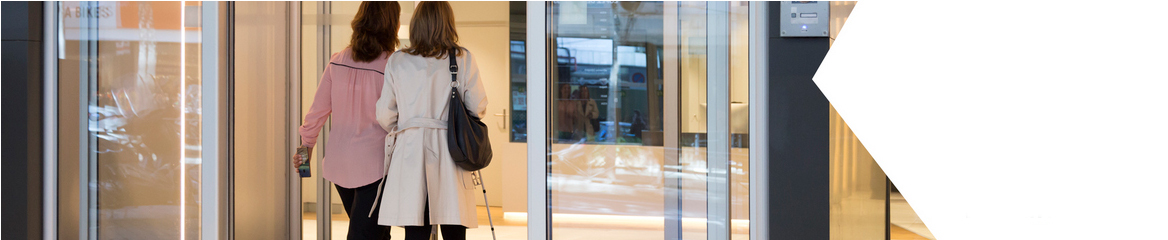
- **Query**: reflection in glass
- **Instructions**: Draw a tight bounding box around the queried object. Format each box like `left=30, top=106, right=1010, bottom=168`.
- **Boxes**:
left=548, top=1, right=671, bottom=239
left=510, top=40, right=528, bottom=142
left=548, top=2, right=752, bottom=239
left=61, top=1, right=203, bottom=239
left=678, top=2, right=710, bottom=237
left=510, top=0, right=529, bottom=142
left=728, top=2, right=751, bottom=237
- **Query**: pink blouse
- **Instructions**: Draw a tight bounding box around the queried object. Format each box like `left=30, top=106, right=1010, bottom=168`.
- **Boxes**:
left=299, top=48, right=390, bottom=188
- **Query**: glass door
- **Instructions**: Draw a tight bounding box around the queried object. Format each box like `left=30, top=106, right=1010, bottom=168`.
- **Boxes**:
left=534, top=2, right=753, bottom=239
left=56, top=1, right=215, bottom=239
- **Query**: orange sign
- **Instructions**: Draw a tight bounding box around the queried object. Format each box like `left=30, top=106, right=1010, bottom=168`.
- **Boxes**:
left=116, top=2, right=182, bottom=30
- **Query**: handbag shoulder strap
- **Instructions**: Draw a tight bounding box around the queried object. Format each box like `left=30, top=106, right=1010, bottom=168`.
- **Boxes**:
left=442, top=48, right=461, bottom=116
left=449, top=48, right=458, bottom=84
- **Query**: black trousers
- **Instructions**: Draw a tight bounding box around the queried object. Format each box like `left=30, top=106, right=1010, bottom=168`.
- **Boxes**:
left=403, top=200, right=466, bottom=240
left=335, top=179, right=393, bottom=240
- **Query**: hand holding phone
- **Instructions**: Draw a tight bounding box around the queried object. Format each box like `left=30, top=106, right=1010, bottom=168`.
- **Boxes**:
left=295, top=146, right=312, bottom=178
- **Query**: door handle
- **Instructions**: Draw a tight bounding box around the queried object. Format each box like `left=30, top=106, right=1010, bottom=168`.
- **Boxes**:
left=494, top=109, right=507, bottom=130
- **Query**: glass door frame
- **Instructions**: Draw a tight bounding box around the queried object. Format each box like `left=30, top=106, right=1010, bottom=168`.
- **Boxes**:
left=524, top=2, right=770, bottom=239
left=204, top=2, right=228, bottom=240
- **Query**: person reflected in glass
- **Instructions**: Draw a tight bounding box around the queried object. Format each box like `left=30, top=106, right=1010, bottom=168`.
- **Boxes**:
left=556, top=84, right=579, bottom=142
left=373, top=2, right=485, bottom=240
left=630, top=110, right=647, bottom=142
left=577, top=85, right=600, bottom=142
left=570, top=88, right=584, bottom=139
left=294, top=2, right=400, bottom=239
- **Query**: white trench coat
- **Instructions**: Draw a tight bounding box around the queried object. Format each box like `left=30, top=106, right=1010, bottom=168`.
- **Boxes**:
left=372, top=49, right=487, bottom=228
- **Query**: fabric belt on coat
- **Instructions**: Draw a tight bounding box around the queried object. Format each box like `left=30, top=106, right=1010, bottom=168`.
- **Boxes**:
left=369, top=117, right=447, bottom=217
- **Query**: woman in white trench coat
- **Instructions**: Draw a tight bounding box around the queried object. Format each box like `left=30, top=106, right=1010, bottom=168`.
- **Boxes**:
left=373, top=2, right=485, bottom=240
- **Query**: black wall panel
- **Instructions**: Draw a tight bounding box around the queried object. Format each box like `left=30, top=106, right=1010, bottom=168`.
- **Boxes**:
left=767, top=2, right=832, bottom=240
left=2, top=1, right=46, bottom=239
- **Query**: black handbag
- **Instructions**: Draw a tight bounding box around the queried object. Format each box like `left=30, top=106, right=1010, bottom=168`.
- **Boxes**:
left=447, top=48, right=493, bottom=171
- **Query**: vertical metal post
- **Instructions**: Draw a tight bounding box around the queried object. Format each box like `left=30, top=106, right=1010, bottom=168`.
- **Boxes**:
left=77, top=2, right=99, bottom=238
left=316, top=2, right=332, bottom=239
left=226, top=3, right=237, bottom=238
left=201, top=2, right=229, bottom=239
left=886, top=178, right=892, bottom=240
left=43, top=2, right=60, bottom=239
left=288, top=2, right=303, bottom=240
left=706, top=2, right=732, bottom=240
left=525, top=1, right=549, bottom=240
left=747, top=2, right=769, bottom=240
left=662, top=2, right=682, bottom=240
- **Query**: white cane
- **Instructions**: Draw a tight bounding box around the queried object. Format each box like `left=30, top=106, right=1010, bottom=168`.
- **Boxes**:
left=476, top=171, right=498, bottom=240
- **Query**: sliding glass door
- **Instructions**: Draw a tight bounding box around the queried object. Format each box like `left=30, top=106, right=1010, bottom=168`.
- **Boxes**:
left=531, top=2, right=753, bottom=239
left=56, top=1, right=218, bottom=239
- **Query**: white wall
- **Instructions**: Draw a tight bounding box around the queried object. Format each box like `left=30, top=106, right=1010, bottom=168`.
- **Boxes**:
left=449, top=1, right=514, bottom=208
left=729, top=6, right=750, bottom=105
left=680, top=3, right=708, bottom=134
left=678, top=3, right=752, bottom=134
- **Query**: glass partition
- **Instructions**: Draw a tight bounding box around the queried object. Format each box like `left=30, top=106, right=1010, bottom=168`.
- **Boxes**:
left=727, top=2, right=751, bottom=237
left=547, top=5, right=667, bottom=238
left=678, top=2, right=710, bottom=238
left=58, top=1, right=206, bottom=239
left=543, top=2, right=751, bottom=239
left=232, top=1, right=296, bottom=239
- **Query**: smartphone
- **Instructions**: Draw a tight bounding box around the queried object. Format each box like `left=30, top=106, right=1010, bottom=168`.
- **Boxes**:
left=296, top=146, right=311, bottom=178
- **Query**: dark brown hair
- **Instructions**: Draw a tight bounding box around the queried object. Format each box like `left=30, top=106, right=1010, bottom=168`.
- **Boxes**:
left=350, top=1, right=401, bottom=62
left=403, top=1, right=461, bottom=59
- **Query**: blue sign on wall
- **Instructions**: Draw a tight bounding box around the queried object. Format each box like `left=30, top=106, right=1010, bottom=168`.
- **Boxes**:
left=631, top=72, right=645, bottom=83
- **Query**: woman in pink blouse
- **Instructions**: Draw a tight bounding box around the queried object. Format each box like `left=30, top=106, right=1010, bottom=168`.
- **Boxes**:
left=292, top=2, right=400, bottom=239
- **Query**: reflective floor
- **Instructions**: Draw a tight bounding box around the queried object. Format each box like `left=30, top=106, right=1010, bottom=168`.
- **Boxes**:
left=304, top=207, right=528, bottom=240
left=890, top=192, right=934, bottom=240
left=303, top=206, right=753, bottom=240
left=300, top=194, right=928, bottom=240
left=891, top=225, right=930, bottom=240
left=301, top=193, right=929, bottom=239
left=301, top=201, right=929, bottom=238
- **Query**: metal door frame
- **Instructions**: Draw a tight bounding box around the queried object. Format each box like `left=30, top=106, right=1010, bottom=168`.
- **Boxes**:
left=525, top=2, right=549, bottom=239
left=203, top=2, right=231, bottom=240
left=747, top=2, right=769, bottom=240
left=43, top=2, right=60, bottom=239
left=287, top=2, right=304, bottom=240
